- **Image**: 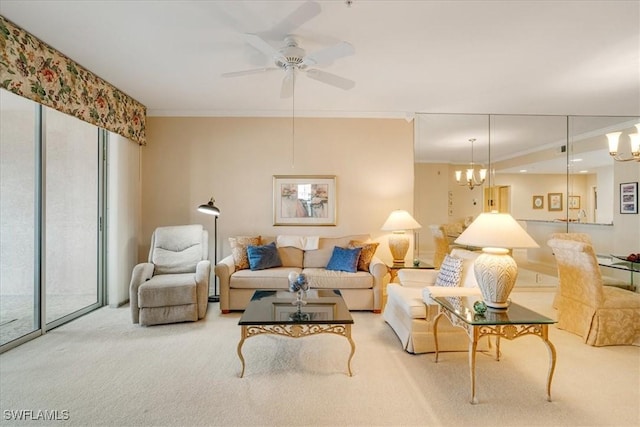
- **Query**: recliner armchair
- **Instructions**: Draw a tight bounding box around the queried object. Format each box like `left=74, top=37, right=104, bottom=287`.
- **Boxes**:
left=130, top=224, right=210, bottom=326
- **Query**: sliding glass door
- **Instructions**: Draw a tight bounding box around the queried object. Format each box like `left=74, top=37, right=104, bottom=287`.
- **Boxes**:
left=0, top=90, right=105, bottom=350
left=44, top=107, right=104, bottom=326
left=0, top=91, right=38, bottom=345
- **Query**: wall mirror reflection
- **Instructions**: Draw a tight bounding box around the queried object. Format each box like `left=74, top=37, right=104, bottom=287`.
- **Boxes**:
left=414, top=113, right=639, bottom=289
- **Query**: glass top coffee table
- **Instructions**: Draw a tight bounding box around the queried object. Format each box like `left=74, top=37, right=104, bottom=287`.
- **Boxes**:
left=237, top=289, right=355, bottom=377
left=432, top=296, right=557, bottom=404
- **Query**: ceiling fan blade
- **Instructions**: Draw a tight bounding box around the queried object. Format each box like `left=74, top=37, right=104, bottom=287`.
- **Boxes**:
left=305, top=69, right=355, bottom=91
left=221, top=67, right=279, bottom=78
left=280, top=68, right=295, bottom=99
left=301, top=41, right=355, bottom=67
left=259, top=1, right=322, bottom=40
left=243, top=33, right=287, bottom=63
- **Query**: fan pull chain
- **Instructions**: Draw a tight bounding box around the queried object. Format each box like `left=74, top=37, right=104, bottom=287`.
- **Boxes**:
left=291, top=69, right=296, bottom=169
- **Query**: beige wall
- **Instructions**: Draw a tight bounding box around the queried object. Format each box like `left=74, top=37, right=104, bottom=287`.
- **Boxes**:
left=107, top=133, right=141, bottom=307
left=141, top=117, right=414, bottom=266
left=414, top=162, right=483, bottom=258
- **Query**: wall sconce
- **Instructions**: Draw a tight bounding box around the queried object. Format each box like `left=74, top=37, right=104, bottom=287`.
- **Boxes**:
left=606, top=124, right=640, bottom=162
left=455, top=138, right=487, bottom=190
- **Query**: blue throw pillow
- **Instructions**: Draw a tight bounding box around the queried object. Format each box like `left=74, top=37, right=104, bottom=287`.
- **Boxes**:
left=326, top=246, right=362, bottom=273
left=247, top=242, right=282, bottom=271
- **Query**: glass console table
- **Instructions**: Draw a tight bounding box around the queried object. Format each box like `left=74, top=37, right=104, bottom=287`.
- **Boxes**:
left=597, top=255, right=640, bottom=291
left=432, top=296, right=557, bottom=404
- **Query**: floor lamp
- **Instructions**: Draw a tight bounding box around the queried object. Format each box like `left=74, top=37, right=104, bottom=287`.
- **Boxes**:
left=197, top=197, right=221, bottom=303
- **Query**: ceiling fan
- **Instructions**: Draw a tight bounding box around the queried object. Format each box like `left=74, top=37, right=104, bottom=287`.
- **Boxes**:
left=221, top=1, right=355, bottom=98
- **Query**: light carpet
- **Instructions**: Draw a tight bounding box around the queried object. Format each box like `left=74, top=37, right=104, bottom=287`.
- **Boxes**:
left=0, top=289, right=638, bottom=427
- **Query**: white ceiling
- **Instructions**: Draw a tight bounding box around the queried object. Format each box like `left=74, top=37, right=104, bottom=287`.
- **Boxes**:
left=1, top=0, right=639, bottom=169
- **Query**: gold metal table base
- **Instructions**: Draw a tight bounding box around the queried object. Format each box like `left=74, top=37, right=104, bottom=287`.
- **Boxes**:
left=433, top=309, right=557, bottom=404
left=237, top=323, right=355, bottom=378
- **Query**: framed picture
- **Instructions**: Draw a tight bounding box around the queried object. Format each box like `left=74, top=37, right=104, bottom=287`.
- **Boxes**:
left=568, top=195, right=581, bottom=210
left=532, top=195, right=544, bottom=209
left=620, top=182, right=638, bottom=214
left=548, top=193, right=563, bottom=211
left=273, top=175, right=336, bottom=226
left=273, top=303, right=336, bottom=321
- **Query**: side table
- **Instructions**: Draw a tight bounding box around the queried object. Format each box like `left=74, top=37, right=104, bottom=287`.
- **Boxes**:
left=432, top=296, right=557, bottom=404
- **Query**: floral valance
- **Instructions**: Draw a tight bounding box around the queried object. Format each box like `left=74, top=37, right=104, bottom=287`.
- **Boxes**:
left=0, top=15, right=146, bottom=145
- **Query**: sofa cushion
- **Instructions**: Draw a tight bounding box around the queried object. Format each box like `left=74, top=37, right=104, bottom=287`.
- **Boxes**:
left=230, top=236, right=261, bottom=270
left=326, top=246, right=362, bottom=273
left=230, top=267, right=301, bottom=289
left=302, top=268, right=373, bottom=289
left=435, top=254, right=463, bottom=287
left=261, top=237, right=304, bottom=268
left=247, top=242, right=283, bottom=270
left=304, top=234, right=370, bottom=268
left=449, top=248, right=481, bottom=288
left=348, top=240, right=380, bottom=271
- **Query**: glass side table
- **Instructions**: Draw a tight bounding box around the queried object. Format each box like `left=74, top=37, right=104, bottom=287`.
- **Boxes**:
left=432, top=296, right=557, bottom=404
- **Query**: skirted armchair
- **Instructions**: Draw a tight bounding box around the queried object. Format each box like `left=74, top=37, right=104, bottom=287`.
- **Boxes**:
left=130, top=224, right=210, bottom=326
left=548, top=238, right=640, bottom=346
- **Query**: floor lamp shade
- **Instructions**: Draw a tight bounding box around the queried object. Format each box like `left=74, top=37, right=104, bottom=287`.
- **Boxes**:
left=381, top=210, right=422, bottom=266
left=197, top=197, right=221, bottom=302
left=455, top=212, right=538, bottom=308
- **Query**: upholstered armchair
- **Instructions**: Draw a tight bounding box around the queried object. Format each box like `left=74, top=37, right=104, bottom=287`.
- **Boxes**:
left=547, top=238, right=640, bottom=346
left=383, top=248, right=483, bottom=353
left=549, top=232, right=628, bottom=308
left=130, top=224, right=210, bottom=326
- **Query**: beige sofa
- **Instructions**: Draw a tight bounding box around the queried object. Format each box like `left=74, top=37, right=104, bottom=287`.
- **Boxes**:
left=215, top=234, right=388, bottom=313
left=383, top=248, right=484, bottom=353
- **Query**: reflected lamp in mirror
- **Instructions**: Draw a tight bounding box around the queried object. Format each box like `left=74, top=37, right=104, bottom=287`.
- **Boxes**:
left=455, top=138, right=487, bottom=190
left=381, top=210, right=422, bottom=266
left=455, top=212, right=539, bottom=309
left=606, top=124, right=640, bottom=162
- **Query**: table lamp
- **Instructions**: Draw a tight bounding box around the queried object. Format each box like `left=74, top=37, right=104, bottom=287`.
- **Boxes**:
left=381, top=210, right=422, bottom=266
left=454, top=212, right=539, bottom=308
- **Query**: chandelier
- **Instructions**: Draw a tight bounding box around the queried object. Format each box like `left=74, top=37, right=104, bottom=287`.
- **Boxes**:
left=606, top=124, right=640, bottom=162
left=456, top=138, right=487, bottom=190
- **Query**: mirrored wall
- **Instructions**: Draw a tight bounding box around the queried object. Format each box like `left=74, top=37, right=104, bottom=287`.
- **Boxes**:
left=414, top=113, right=640, bottom=287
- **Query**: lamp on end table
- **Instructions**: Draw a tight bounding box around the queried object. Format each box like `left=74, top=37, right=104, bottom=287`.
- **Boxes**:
left=197, top=197, right=221, bottom=303
left=454, top=212, right=539, bottom=309
left=381, top=210, right=422, bottom=266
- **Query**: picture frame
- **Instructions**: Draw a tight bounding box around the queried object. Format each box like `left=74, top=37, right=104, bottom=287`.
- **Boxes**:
left=532, top=195, right=544, bottom=209
left=548, top=193, right=563, bottom=211
left=273, top=175, right=336, bottom=226
left=620, top=182, right=638, bottom=214
left=568, top=195, right=581, bottom=210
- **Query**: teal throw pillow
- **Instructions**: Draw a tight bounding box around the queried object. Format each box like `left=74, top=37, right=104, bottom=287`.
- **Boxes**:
left=247, top=242, right=283, bottom=271
left=326, top=246, right=362, bottom=273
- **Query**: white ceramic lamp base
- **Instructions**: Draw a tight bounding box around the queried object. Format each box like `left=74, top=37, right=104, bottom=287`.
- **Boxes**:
left=388, top=232, right=409, bottom=266
left=473, top=248, right=518, bottom=309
